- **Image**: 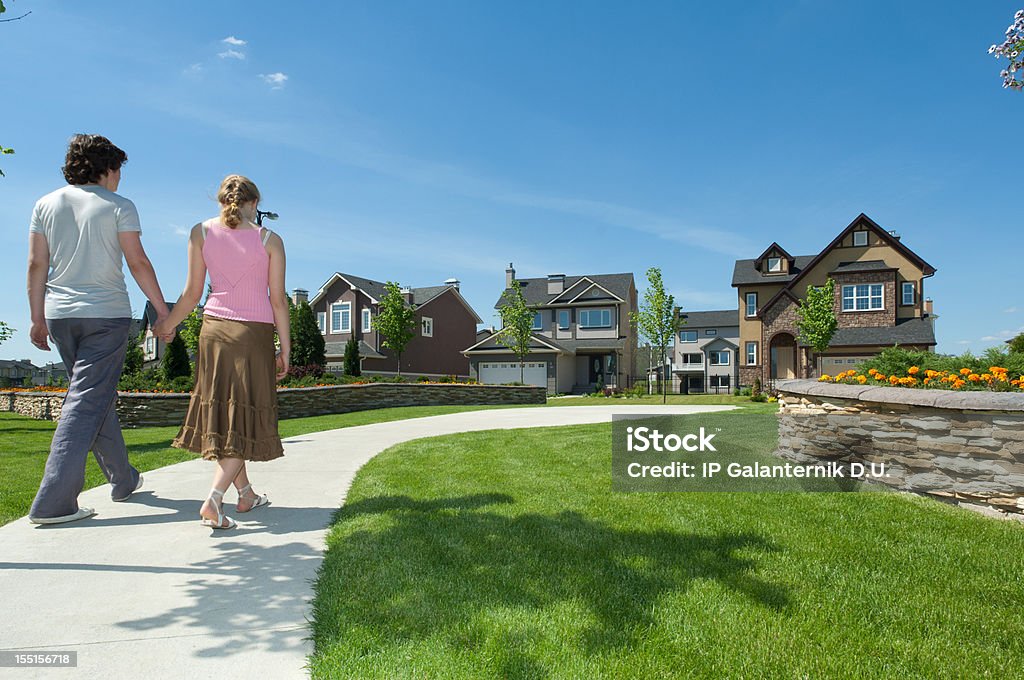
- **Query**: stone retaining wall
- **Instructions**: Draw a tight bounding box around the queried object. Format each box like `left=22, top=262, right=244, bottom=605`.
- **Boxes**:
left=775, top=379, right=1024, bottom=517
left=0, top=384, right=547, bottom=429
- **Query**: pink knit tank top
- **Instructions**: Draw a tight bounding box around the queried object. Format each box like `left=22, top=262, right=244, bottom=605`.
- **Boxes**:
left=201, top=220, right=274, bottom=324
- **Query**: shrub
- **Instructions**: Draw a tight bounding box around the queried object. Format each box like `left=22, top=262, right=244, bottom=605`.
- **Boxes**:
left=161, top=335, right=191, bottom=380
left=342, top=336, right=361, bottom=377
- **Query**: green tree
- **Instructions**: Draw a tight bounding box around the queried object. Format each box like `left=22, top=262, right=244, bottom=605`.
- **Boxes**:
left=122, top=332, right=145, bottom=377
left=494, top=279, right=535, bottom=384
left=343, top=336, right=361, bottom=376
left=162, top=334, right=191, bottom=380
left=796, top=278, right=838, bottom=377
left=0, top=321, right=14, bottom=345
left=1009, top=332, right=1024, bottom=355
left=179, top=308, right=203, bottom=356
left=630, top=267, right=676, bottom=403
left=376, top=282, right=416, bottom=376
left=290, top=300, right=326, bottom=368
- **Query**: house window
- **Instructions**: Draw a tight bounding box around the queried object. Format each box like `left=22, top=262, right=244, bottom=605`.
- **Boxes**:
left=901, top=282, right=915, bottom=306
left=705, top=329, right=717, bottom=336
left=681, top=353, right=702, bottom=365
left=145, top=336, right=156, bottom=355
left=853, top=230, right=869, bottom=247
left=709, top=350, right=730, bottom=366
left=842, top=284, right=884, bottom=311
left=532, top=311, right=544, bottom=330
left=331, top=302, right=351, bottom=333
left=558, top=309, right=570, bottom=330
left=578, top=308, right=612, bottom=328
left=421, top=316, right=433, bottom=337
left=745, top=293, right=757, bottom=317
left=767, top=257, right=782, bottom=272
left=317, top=312, right=326, bottom=333
left=362, top=308, right=372, bottom=333
left=679, top=330, right=697, bottom=343
left=710, top=376, right=731, bottom=388
left=746, top=342, right=757, bottom=365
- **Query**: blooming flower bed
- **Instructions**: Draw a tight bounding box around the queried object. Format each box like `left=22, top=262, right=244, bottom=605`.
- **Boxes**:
left=819, top=366, right=1022, bottom=391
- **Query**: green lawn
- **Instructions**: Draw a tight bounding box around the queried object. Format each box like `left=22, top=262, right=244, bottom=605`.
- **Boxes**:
left=0, top=404, right=532, bottom=526
left=309, top=409, right=1024, bottom=679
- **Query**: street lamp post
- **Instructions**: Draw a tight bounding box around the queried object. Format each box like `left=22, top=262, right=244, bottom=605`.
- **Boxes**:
left=256, top=209, right=279, bottom=227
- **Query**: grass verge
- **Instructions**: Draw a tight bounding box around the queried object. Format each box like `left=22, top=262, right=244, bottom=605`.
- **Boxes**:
left=309, top=409, right=1024, bottom=678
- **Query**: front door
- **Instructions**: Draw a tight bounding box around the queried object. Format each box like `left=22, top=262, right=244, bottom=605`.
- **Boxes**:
left=589, top=356, right=603, bottom=385
left=770, top=334, right=797, bottom=379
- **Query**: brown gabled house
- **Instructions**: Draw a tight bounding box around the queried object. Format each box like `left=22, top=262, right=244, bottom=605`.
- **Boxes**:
left=733, top=213, right=938, bottom=385
left=307, top=273, right=482, bottom=378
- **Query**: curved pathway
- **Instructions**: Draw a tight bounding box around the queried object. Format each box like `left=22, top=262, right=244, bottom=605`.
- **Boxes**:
left=0, top=404, right=733, bottom=679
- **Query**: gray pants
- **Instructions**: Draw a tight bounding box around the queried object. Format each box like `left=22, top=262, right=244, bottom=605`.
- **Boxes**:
left=29, top=317, right=140, bottom=519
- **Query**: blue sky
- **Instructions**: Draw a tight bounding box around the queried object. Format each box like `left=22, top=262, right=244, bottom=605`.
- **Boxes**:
left=1, top=1, right=1021, bottom=364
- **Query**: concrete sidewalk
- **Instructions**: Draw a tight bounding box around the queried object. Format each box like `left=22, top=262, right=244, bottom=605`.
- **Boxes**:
left=0, top=404, right=733, bottom=679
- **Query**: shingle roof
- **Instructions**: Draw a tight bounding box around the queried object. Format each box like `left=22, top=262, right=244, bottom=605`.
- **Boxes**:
left=802, top=318, right=937, bottom=348
left=315, top=273, right=457, bottom=308
left=494, top=273, right=634, bottom=309
left=677, top=309, right=738, bottom=328
left=324, top=340, right=386, bottom=360
left=830, top=260, right=896, bottom=274
left=731, top=255, right=816, bottom=286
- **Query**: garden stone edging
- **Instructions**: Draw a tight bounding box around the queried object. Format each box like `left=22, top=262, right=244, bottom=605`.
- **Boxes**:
left=775, top=379, right=1024, bottom=518
left=0, top=383, right=547, bottom=429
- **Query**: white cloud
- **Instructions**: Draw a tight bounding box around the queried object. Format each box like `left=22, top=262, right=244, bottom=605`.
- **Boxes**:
left=183, top=63, right=203, bottom=76
left=259, top=72, right=289, bottom=89
left=218, top=49, right=246, bottom=60
left=956, top=340, right=972, bottom=345
left=222, top=36, right=247, bottom=46
left=1006, top=306, right=1020, bottom=313
left=980, top=336, right=1003, bottom=342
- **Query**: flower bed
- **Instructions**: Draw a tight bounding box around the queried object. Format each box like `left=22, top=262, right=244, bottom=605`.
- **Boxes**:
left=820, top=365, right=1021, bottom=391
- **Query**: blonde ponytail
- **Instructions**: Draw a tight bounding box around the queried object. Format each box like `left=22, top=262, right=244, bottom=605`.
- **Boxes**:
left=217, top=175, right=261, bottom=228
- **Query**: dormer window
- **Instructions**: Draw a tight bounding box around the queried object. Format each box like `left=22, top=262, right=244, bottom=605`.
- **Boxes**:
left=767, top=257, right=782, bottom=273
left=853, top=230, right=869, bottom=247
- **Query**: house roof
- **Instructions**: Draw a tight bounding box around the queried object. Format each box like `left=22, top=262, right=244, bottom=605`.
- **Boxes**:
left=703, top=337, right=740, bottom=351
left=310, top=273, right=479, bottom=321
left=463, top=332, right=571, bottom=355
left=801, top=318, right=937, bottom=348
left=494, top=272, right=634, bottom=309
left=324, top=340, right=387, bottom=360
left=829, top=260, right=897, bottom=274
left=0, top=359, right=36, bottom=370
left=731, top=255, right=816, bottom=286
left=555, top=338, right=626, bottom=353
left=677, top=309, right=738, bottom=328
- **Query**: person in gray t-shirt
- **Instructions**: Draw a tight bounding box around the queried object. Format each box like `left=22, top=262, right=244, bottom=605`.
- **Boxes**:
left=26, top=134, right=171, bottom=525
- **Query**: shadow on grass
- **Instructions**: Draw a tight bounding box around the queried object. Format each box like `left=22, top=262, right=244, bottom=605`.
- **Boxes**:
left=313, top=493, right=789, bottom=669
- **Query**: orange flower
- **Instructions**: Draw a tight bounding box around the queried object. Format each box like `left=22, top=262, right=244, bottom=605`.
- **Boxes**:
left=953, top=379, right=966, bottom=389
left=968, top=374, right=981, bottom=382
left=908, top=366, right=920, bottom=375
left=960, top=368, right=972, bottom=375
left=875, top=373, right=886, bottom=381
left=868, top=368, right=878, bottom=376
left=889, top=375, right=899, bottom=385
left=925, top=369, right=938, bottom=379
left=819, top=374, right=832, bottom=382
left=990, top=366, right=1007, bottom=374
left=923, top=377, right=931, bottom=385
left=857, top=375, right=868, bottom=384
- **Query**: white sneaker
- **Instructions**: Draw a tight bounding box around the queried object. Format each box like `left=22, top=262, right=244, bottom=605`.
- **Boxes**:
left=29, top=507, right=96, bottom=525
left=112, top=475, right=144, bottom=502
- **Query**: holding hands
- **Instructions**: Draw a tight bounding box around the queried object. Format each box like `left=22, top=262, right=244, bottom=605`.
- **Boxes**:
left=276, top=350, right=290, bottom=380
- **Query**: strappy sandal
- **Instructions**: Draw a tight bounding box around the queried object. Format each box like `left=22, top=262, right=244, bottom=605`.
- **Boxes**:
left=236, top=484, right=270, bottom=513
left=200, top=489, right=237, bottom=530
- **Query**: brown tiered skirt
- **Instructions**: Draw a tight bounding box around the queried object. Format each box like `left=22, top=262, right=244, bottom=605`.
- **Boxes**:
left=171, top=316, right=284, bottom=461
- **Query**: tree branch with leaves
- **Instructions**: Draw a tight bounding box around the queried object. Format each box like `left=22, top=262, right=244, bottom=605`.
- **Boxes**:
left=376, top=282, right=416, bottom=376
left=795, top=278, right=838, bottom=377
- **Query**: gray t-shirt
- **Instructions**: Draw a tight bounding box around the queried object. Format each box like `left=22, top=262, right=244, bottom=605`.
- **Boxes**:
left=29, top=184, right=142, bottom=319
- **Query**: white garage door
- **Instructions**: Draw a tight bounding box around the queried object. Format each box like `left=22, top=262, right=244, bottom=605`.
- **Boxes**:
left=479, top=361, right=547, bottom=388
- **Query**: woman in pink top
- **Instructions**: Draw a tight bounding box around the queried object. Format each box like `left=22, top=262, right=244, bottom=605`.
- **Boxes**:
left=155, top=175, right=290, bottom=530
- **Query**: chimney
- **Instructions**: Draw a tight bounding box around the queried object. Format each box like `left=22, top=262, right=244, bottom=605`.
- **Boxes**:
left=444, top=277, right=460, bottom=291
left=291, top=289, right=309, bottom=305
left=924, top=298, right=933, bottom=316
left=400, top=286, right=413, bottom=305
left=547, top=273, right=565, bottom=295
left=889, top=230, right=901, bottom=241
left=505, top=262, right=515, bottom=288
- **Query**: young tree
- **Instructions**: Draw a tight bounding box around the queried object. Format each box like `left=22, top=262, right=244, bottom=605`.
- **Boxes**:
left=0, top=321, right=14, bottom=345
left=290, top=300, right=326, bottom=369
left=989, top=9, right=1024, bottom=91
left=796, top=278, right=838, bottom=377
left=343, top=336, right=361, bottom=376
left=161, top=334, right=191, bottom=380
left=494, top=279, right=535, bottom=384
left=179, top=308, right=203, bottom=356
left=376, top=282, right=416, bottom=376
left=630, top=267, right=676, bottom=403
left=122, top=332, right=146, bottom=377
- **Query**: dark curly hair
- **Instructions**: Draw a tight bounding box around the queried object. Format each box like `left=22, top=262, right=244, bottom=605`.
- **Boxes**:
left=62, top=134, right=128, bottom=185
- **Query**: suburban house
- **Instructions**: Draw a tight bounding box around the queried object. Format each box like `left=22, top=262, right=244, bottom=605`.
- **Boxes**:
left=672, top=310, right=740, bottom=393
left=0, top=359, right=37, bottom=387
left=139, top=302, right=182, bottom=368
left=463, top=265, right=637, bottom=394
left=732, top=213, right=937, bottom=386
left=307, top=274, right=481, bottom=377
